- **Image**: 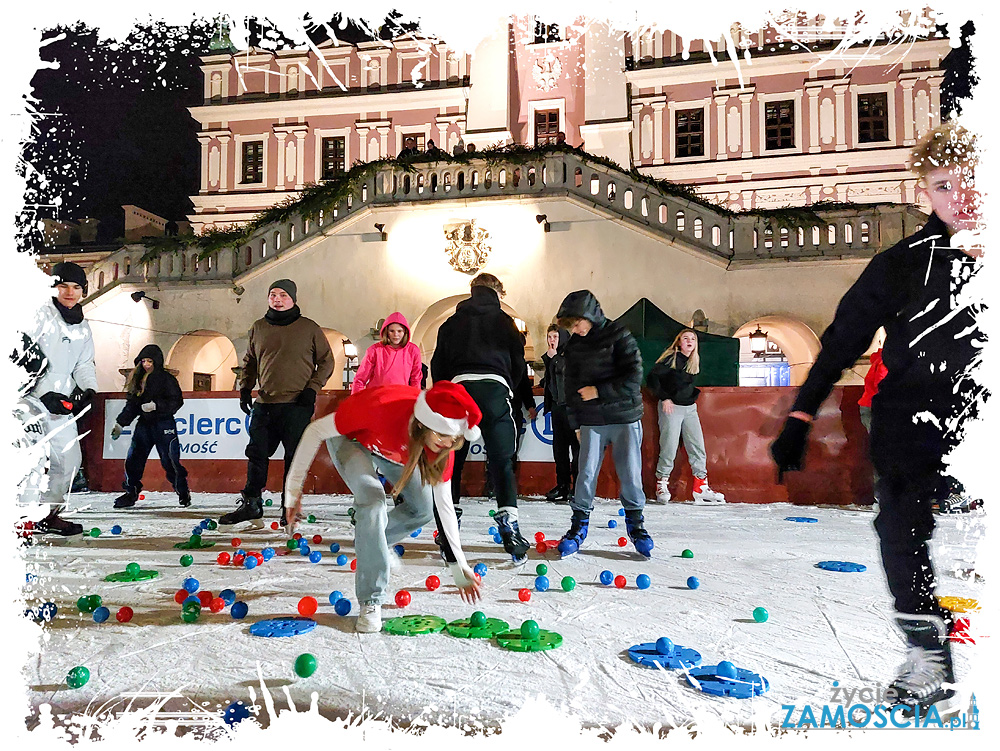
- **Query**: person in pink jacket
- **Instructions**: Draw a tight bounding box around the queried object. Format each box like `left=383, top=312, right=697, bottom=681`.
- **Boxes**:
left=352, top=312, right=423, bottom=393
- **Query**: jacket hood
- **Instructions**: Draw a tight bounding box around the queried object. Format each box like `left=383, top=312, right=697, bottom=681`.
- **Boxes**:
left=455, top=285, right=502, bottom=315
left=381, top=311, right=411, bottom=336
left=556, top=290, right=607, bottom=327
left=134, top=344, right=165, bottom=370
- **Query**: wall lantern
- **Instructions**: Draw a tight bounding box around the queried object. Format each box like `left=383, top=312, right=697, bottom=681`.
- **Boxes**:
left=749, top=325, right=768, bottom=357
left=131, top=290, right=160, bottom=310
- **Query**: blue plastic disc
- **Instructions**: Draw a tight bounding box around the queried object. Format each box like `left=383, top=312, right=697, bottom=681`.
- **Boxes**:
left=410, top=528, right=422, bottom=538
left=785, top=516, right=819, bottom=523
left=816, top=560, right=867, bottom=573
left=628, top=641, right=702, bottom=669
left=685, top=664, right=769, bottom=698
left=248, top=617, right=317, bottom=638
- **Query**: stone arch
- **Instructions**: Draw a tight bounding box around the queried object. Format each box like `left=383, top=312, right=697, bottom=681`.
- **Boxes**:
left=166, top=330, right=239, bottom=391
left=733, top=316, right=820, bottom=387
left=320, top=328, right=352, bottom=390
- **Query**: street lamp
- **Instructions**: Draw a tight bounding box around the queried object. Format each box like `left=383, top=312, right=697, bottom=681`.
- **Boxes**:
left=749, top=325, right=768, bottom=357
left=343, top=340, right=358, bottom=387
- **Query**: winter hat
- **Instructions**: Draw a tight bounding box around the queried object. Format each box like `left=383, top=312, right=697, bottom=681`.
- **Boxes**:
left=269, top=279, right=297, bottom=303
left=413, top=381, right=482, bottom=442
left=133, top=343, right=165, bottom=370
left=51, top=262, right=88, bottom=294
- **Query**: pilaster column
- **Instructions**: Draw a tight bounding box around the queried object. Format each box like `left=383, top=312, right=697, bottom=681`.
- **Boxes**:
left=651, top=98, right=666, bottom=163
left=927, top=74, right=944, bottom=128
left=833, top=83, right=849, bottom=151
left=217, top=134, right=231, bottom=191
left=713, top=91, right=728, bottom=160
left=198, top=136, right=211, bottom=193
left=356, top=124, right=372, bottom=163
left=274, top=131, right=288, bottom=188
left=806, top=85, right=821, bottom=153
left=376, top=126, right=391, bottom=160
left=901, top=78, right=916, bottom=146
left=739, top=93, right=754, bottom=158
left=294, top=130, right=306, bottom=190
left=630, top=103, right=642, bottom=163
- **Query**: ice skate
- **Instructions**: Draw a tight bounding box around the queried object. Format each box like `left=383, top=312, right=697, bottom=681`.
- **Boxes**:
left=218, top=493, right=264, bottom=529
left=624, top=509, right=654, bottom=558
left=114, top=488, right=139, bottom=509
left=545, top=484, right=571, bottom=504
left=654, top=477, right=670, bottom=504
left=35, top=512, right=83, bottom=537
left=887, top=614, right=961, bottom=718
left=494, top=509, right=529, bottom=565
left=936, top=492, right=980, bottom=514
left=178, top=490, right=192, bottom=508
left=557, top=509, right=590, bottom=558
left=356, top=603, right=383, bottom=633
left=692, top=477, right=725, bottom=505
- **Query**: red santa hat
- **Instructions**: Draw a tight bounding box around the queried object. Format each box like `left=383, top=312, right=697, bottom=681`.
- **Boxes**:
left=413, top=381, right=482, bottom=442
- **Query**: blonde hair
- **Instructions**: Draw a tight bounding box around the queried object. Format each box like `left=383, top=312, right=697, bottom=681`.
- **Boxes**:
left=911, top=121, right=978, bottom=178
left=125, top=364, right=149, bottom=397
left=380, top=323, right=410, bottom=348
left=393, top=419, right=465, bottom=498
left=656, top=328, right=700, bottom=374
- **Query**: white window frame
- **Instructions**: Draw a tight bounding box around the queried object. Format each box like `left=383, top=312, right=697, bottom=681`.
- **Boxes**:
left=314, top=127, right=353, bottom=182
left=852, top=82, right=897, bottom=150
left=234, top=132, right=270, bottom=189
left=757, top=91, right=803, bottom=156
left=667, top=98, right=711, bottom=163
left=527, top=98, right=566, bottom=147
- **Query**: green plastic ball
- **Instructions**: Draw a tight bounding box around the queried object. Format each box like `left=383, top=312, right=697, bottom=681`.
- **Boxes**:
left=179, top=555, right=193, bottom=567
left=88, top=595, right=102, bottom=610
left=89, top=528, right=101, bottom=538
left=347, top=507, right=355, bottom=517
left=753, top=607, right=769, bottom=623
left=561, top=576, right=577, bottom=592
left=294, top=653, right=317, bottom=678
left=286, top=539, right=298, bottom=550
left=181, top=609, right=199, bottom=623
left=207, top=520, right=218, bottom=530
left=307, top=514, right=316, bottom=523
left=535, top=563, right=548, bottom=576
left=520, top=620, right=540, bottom=639
left=66, top=666, right=90, bottom=689
left=488, top=509, right=496, bottom=517
left=77, top=597, right=92, bottom=613
left=264, top=499, right=273, bottom=507
left=681, top=549, right=694, bottom=559
left=469, top=611, right=488, bottom=628
left=126, top=562, right=141, bottom=577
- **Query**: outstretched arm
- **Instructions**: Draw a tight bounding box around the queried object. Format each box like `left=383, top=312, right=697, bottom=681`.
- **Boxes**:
left=431, top=481, right=482, bottom=603
left=284, top=412, right=340, bottom=529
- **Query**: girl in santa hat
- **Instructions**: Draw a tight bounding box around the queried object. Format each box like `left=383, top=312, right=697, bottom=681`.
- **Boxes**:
left=284, top=381, right=483, bottom=633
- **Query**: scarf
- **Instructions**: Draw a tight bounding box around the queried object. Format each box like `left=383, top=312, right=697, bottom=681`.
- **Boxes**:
left=264, top=305, right=302, bottom=326
left=53, top=298, right=84, bottom=325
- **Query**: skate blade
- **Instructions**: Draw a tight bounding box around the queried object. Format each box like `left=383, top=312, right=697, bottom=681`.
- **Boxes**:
left=691, top=498, right=726, bottom=506
left=510, top=553, right=528, bottom=566
left=218, top=518, right=265, bottom=531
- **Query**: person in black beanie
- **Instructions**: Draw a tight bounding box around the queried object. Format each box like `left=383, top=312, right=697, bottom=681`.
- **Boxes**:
left=110, top=344, right=190, bottom=508
left=220, top=279, right=335, bottom=528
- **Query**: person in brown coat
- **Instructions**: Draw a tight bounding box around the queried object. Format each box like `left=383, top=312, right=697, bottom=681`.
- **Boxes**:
left=220, top=279, right=335, bottom=528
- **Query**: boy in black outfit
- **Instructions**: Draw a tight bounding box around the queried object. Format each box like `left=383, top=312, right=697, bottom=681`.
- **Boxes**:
left=540, top=323, right=579, bottom=503
left=771, top=121, right=983, bottom=716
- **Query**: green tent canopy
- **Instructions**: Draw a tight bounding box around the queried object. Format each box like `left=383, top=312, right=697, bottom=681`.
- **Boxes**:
left=615, top=298, right=739, bottom=386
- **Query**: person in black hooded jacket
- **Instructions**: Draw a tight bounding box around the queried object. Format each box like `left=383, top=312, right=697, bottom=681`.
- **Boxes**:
left=110, top=344, right=190, bottom=508
left=539, top=324, right=578, bottom=502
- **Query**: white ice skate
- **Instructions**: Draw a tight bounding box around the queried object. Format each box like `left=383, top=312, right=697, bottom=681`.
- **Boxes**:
left=692, top=478, right=726, bottom=505
left=356, top=603, right=383, bottom=633
left=654, top=477, right=671, bottom=504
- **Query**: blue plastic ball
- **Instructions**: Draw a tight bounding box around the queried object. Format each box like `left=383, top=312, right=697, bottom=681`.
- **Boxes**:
left=261, top=547, right=275, bottom=561
left=111, top=525, right=122, bottom=535
left=39, top=602, right=58, bottom=621
left=618, top=508, right=625, bottom=517
left=231, top=601, right=248, bottom=619
left=299, top=545, right=311, bottom=556
left=183, top=577, right=199, bottom=593
left=183, top=595, right=200, bottom=606
left=393, top=544, right=405, bottom=557
left=309, top=551, right=322, bottom=564
left=329, top=542, right=340, bottom=554
left=219, top=589, right=236, bottom=606
left=599, top=570, right=614, bottom=585
left=488, top=526, right=498, bottom=536
left=328, top=591, right=343, bottom=605
left=410, top=528, right=422, bottom=538
left=244, top=556, right=258, bottom=569
left=334, top=598, right=352, bottom=616
left=492, top=534, right=502, bottom=544
left=608, top=519, right=618, bottom=528
left=535, top=575, right=550, bottom=592
left=636, top=574, right=651, bottom=589
left=336, top=554, right=348, bottom=566
left=223, top=700, right=251, bottom=727
left=473, top=562, right=488, bottom=577
left=687, top=576, right=700, bottom=590
left=202, top=518, right=212, bottom=528
left=192, top=527, right=202, bottom=536
left=297, top=538, right=308, bottom=549
left=93, top=606, right=110, bottom=623
left=235, top=548, right=246, bottom=556
left=717, top=661, right=738, bottom=680
left=655, top=637, right=674, bottom=655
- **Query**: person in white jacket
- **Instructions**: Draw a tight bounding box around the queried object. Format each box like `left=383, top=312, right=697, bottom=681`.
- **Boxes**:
left=15, top=262, right=98, bottom=535
left=284, top=381, right=483, bottom=633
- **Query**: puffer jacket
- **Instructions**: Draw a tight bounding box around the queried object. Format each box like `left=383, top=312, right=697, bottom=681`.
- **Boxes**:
left=352, top=312, right=423, bottom=393
left=646, top=352, right=700, bottom=406
left=23, top=298, right=98, bottom=399
left=115, top=344, right=184, bottom=426
left=557, top=291, right=643, bottom=428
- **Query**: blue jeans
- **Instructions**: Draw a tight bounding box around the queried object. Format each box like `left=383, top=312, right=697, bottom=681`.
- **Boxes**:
left=124, top=417, right=189, bottom=496
left=571, top=420, right=646, bottom=514
left=326, top=435, right=436, bottom=605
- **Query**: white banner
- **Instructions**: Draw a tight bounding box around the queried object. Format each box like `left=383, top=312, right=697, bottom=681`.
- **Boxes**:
left=466, top=396, right=554, bottom=462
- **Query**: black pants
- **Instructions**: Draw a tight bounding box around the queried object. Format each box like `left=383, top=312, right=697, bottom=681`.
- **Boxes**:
left=550, top=405, right=579, bottom=489
left=124, top=417, right=189, bottom=496
left=244, top=402, right=314, bottom=500
left=450, top=379, right=518, bottom=509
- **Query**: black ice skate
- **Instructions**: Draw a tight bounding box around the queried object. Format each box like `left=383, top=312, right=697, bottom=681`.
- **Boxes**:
left=35, top=512, right=83, bottom=537
left=178, top=490, right=192, bottom=507
left=888, top=614, right=960, bottom=718
left=218, top=494, right=264, bottom=529
left=114, top=488, right=139, bottom=509
left=494, top=509, right=529, bottom=565
left=545, top=484, right=571, bottom=504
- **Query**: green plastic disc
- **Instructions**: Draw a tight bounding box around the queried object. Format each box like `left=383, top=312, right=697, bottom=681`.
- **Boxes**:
left=446, top=616, right=510, bottom=639
left=495, top=628, right=563, bottom=652
left=104, top=569, right=159, bottom=582
left=66, top=666, right=90, bottom=689
left=382, top=614, right=447, bottom=636
left=174, top=537, right=216, bottom=550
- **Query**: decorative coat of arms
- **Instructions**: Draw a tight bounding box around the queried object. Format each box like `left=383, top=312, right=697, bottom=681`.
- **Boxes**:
left=444, top=221, right=491, bottom=274
left=532, top=55, right=561, bottom=91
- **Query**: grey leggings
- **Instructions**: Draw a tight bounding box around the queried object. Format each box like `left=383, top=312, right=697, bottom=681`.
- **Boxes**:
left=655, top=402, right=707, bottom=479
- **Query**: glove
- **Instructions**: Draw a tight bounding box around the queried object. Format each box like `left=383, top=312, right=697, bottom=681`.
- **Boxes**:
left=240, top=389, right=253, bottom=416
left=770, top=415, right=813, bottom=483
left=448, top=561, right=483, bottom=604
left=295, top=387, right=317, bottom=410
left=111, top=423, right=123, bottom=441
left=141, top=401, right=157, bottom=413
left=40, top=392, right=73, bottom=415
left=72, top=388, right=96, bottom=415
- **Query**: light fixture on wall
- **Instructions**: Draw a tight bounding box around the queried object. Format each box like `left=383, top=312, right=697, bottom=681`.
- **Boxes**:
left=374, top=223, right=387, bottom=241
left=131, top=290, right=160, bottom=310
left=514, top=318, right=527, bottom=334
left=535, top=214, right=550, bottom=232
left=749, top=325, right=768, bottom=357
left=342, top=339, right=359, bottom=387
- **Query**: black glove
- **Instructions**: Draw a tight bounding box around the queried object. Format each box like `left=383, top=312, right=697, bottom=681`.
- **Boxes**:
left=40, top=391, right=74, bottom=415
left=72, top=388, right=96, bottom=415
left=240, top=389, right=254, bottom=416
left=770, top=416, right=813, bottom=483
left=295, top=387, right=317, bottom=410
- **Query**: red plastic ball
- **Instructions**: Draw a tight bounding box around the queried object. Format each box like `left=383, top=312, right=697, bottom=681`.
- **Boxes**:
left=535, top=541, right=547, bottom=554
left=139, top=494, right=145, bottom=500
left=198, top=591, right=213, bottom=607
left=174, top=589, right=188, bottom=604
left=432, top=530, right=439, bottom=539
left=270, top=521, right=279, bottom=530
left=217, top=552, right=232, bottom=565
left=292, top=532, right=302, bottom=540
left=253, top=552, right=264, bottom=565
left=534, top=531, right=545, bottom=542
left=425, top=575, right=441, bottom=591
left=312, top=534, right=322, bottom=544
left=395, top=590, right=412, bottom=607
left=518, top=588, right=532, bottom=602
left=298, top=596, right=318, bottom=617
left=617, top=537, right=628, bottom=547
left=231, top=537, right=242, bottom=548
left=614, top=575, right=627, bottom=588
left=233, top=554, right=246, bottom=566
left=209, top=597, right=225, bottom=613
left=350, top=558, right=357, bottom=571
left=116, top=606, right=134, bottom=623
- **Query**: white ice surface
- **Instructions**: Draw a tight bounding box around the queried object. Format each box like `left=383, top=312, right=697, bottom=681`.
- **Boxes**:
left=20, top=493, right=986, bottom=731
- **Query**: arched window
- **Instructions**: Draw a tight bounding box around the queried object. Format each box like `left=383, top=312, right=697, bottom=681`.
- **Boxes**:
left=98, top=271, right=105, bottom=288
left=693, top=217, right=703, bottom=239
left=113, top=263, right=119, bottom=281
left=676, top=211, right=686, bottom=232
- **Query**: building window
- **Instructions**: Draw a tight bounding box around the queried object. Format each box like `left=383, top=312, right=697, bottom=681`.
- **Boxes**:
left=533, top=19, right=561, bottom=44
left=675, top=109, right=705, bottom=158
left=857, top=92, right=889, bottom=143
left=242, top=141, right=264, bottom=184
left=321, top=137, right=346, bottom=180
left=193, top=373, right=213, bottom=392
left=534, top=109, right=560, bottom=145
left=403, top=133, right=426, bottom=152
left=764, top=100, right=795, bottom=150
